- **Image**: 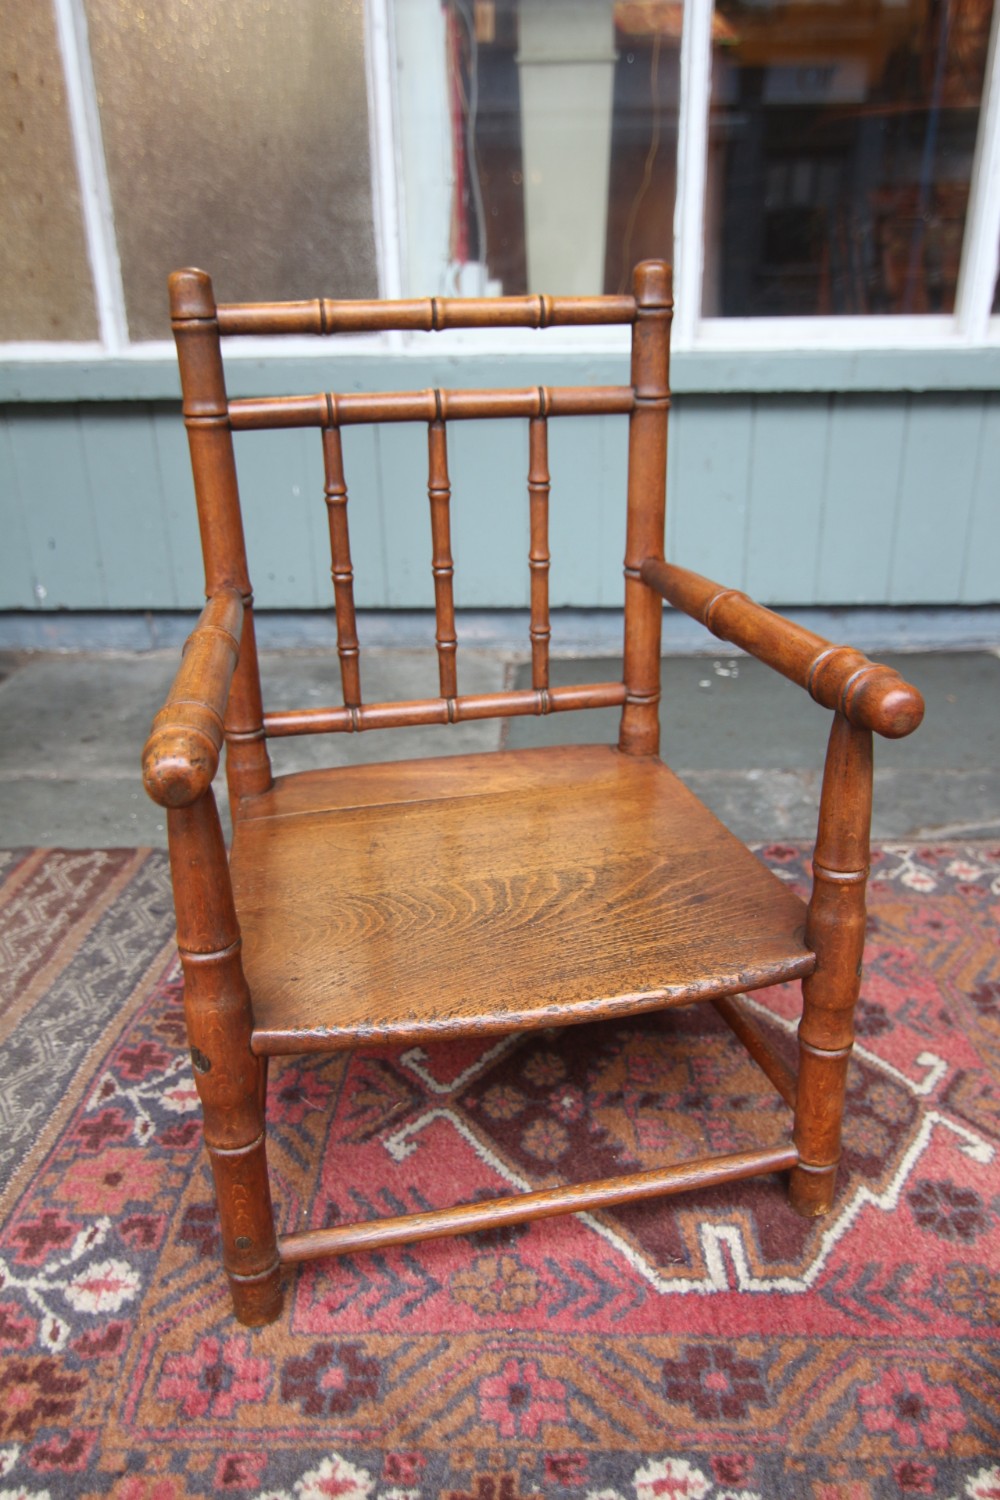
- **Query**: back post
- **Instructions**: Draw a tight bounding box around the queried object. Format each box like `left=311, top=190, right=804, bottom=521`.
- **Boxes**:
left=169, top=269, right=272, bottom=808
left=619, top=261, right=673, bottom=757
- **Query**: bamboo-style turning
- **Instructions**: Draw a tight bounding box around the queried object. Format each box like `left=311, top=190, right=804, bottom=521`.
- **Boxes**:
left=322, top=426, right=361, bottom=708
left=263, top=681, right=626, bottom=736
left=528, top=411, right=551, bottom=690
left=642, top=558, right=924, bottom=740
left=790, top=712, right=873, bottom=1216
left=228, top=385, right=635, bottom=430
left=216, top=291, right=637, bottom=337
left=428, top=410, right=458, bottom=699
left=150, top=260, right=923, bottom=1328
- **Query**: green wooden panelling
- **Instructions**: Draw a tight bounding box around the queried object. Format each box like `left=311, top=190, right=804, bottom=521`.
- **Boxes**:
left=744, top=398, right=832, bottom=603
left=961, top=394, right=1000, bottom=604
left=7, top=343, right=1000, bottom=403
left=7, top=408, right=106, bottom=608
left=888, top=395, right=985, bottom=604
left=816, top=395, right=908, bottom=604
left=377, top=423, right=437, bottom=610
left=595, top=413, right=632, bottom=607
left=547, top=416, right=610, bottom=607
left=149, top=405, right=204, bottom=607
left=2, top=393, right=999, bottom=611
left=448, top=420, right=530, bottom=612
left=235, top=428, right=323, bottom=608
left=669, top=397, right=753, bottom=586
left=338, top=425, right=388, bottom=611
left=79, top=405, right=179, bottom=608
left=0, top=414, right=36, bottom=609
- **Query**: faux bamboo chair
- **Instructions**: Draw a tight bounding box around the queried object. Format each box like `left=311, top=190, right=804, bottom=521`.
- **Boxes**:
left=143, top=261, right=924, bottom=1326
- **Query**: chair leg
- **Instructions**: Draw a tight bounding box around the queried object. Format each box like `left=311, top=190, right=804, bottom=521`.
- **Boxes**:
left=789, top=1001, right=856, bottom=1218
left=789, top=712, right=872, bottom=1218
left=202, top=1072, right=283, bottom=1327
left=168, top=798, right=283, bottom=1325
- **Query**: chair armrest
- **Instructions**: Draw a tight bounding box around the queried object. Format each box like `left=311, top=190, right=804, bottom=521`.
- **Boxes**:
left=640, top=558, right=924, bottom=739
left=142, top=588, right=244, bottom=807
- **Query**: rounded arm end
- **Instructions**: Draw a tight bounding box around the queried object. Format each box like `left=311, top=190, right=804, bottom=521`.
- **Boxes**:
left=142, top=724, right=219, bottom=808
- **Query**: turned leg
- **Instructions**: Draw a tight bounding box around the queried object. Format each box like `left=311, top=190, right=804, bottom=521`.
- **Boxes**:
left=168, top=796, right=282, bottom=1324
left=790, top=712, right=872, bottom=1218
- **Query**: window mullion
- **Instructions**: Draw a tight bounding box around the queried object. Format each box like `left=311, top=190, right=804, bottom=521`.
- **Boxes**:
left=955, top=0, right=1000, bottom=341
left=51, top=0, right=128, bottom=352
left=365, top=0, right=405, bottom=319
left=673, top=0, right=714, bottom=347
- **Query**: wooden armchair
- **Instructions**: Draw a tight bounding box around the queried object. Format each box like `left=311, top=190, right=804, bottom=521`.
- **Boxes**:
left=143, top=261, right=923, bottom=1326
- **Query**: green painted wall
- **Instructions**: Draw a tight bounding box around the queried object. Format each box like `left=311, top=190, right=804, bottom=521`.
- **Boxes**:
left=2, top=365, right=998, bottom=610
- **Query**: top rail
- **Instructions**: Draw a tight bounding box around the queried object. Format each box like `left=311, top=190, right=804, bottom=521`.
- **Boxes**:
left=215, top=294, right=637, bottom=337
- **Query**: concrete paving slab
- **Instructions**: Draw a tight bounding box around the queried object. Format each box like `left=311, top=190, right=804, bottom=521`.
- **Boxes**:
left=503, top=655, right=824, bottom=768
left=505, top=652, right=999, bottom=771
left=0, top=776, right=168, bottom=849
left=504, top=651, right=1000, bottom=841
left=258, top=649, right=505, bottom=777
left=0, top=647, right=505, bottom=848
left=0, top=643, right=994, bottom=848
left=0, top=656, right=179, bottom=778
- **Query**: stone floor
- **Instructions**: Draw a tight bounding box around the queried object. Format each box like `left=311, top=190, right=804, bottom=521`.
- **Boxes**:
left=0, top=638, right=996, bottom=848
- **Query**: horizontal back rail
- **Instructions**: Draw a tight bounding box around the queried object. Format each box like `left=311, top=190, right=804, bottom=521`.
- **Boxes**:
left=169, top=263, right=672, bottom=755
left=228, top=385, right=636, bottom=431
left=264, top=682, right=626, bottom=737
left=216, top=293, right=636, bottom=337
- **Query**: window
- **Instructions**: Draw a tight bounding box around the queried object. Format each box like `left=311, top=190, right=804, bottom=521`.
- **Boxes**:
left=392, top=0, right=1000, bottom=350
left=2, top=0, right=999, bottom=358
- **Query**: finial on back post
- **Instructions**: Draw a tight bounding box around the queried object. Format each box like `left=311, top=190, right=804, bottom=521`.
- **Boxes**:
left=632, top=260, right=673, bottom=310
left=168, top=267, right=217, bottom=323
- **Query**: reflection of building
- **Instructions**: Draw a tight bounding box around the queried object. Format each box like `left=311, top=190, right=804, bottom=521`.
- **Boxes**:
left=708, top=0, right=994, bottom=314
left=454, top=0, right=993, bottom=313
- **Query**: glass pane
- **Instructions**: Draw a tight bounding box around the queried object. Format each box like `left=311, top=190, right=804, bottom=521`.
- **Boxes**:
left=85, top=0, right=377, bottom=340
left=394, top=0, right=680, bottom=297
left=0, top=1, right=97, bottom=341
left=705, top=0, right=995, bottom=316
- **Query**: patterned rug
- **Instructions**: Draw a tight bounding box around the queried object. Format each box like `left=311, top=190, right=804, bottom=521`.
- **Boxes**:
left=0, top=844, right=998, bottom=1500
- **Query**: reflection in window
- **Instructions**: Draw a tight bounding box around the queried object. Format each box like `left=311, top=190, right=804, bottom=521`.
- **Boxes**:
left=0, top=0, right=97, bottom=340
left=407, top=0, right=681, bottom=296
left=705, top=0, right=995, bottom=316
left=85, top=0, right=377, bottom=340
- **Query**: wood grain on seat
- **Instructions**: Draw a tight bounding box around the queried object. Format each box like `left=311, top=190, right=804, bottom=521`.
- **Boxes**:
left=232, top=745, right=814, bottom=1055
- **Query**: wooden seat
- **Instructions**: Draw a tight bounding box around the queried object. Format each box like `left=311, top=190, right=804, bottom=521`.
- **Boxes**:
left=143, top=260, right=924, bottom=1326
left=233, top=746, right=815, bottom=1055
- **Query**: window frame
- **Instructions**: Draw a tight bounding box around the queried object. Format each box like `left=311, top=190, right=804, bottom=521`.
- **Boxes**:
left=1, top=0, right=999, bottom=391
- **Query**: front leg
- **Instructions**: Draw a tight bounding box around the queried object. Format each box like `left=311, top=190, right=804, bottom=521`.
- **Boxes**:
left=790, top=711, right=872, bottom=1217
left=168, top=794, right=283, bottom=1324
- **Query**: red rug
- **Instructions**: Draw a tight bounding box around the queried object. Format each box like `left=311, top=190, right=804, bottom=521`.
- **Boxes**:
left=0, top=844, right=998, bottom=1499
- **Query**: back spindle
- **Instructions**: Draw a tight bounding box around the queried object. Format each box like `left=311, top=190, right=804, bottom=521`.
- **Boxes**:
left=323, top=425, right=362, bottom=708
left=428, top=404, right=458, bottom=699
left=528, top=407, right=551, bottom=691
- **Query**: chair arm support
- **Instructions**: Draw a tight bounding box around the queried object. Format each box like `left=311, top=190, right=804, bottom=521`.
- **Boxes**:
left=640, top=558, right=924, bottom=739
left=142, top=588, right=244, bottom=807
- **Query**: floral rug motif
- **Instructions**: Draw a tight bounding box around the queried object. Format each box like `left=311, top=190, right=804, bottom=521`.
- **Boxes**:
left=0, top=844, right=998, bottom=1499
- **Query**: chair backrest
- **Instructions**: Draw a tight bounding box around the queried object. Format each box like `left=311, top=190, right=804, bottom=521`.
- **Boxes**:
left=168, top=261, right=673, bottom=805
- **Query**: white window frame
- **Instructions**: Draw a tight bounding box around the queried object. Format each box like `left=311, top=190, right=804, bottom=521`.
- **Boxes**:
left=674, top=0, right=1000, bottom=354
left=2, top=0, right=999, bottom=370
